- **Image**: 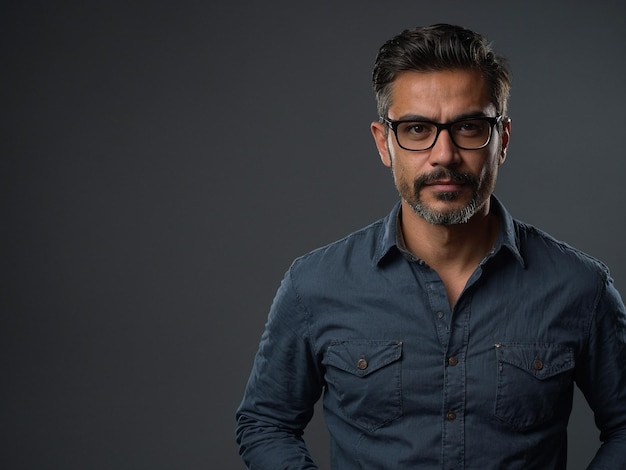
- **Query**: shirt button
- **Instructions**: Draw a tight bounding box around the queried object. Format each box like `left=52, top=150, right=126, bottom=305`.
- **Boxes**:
left=437, top=311, right=444, bottom=319
left=448, top=356, right=459, bottom=366
left=446, top=411, right=457, bottom=421
left=532, top=359, right=544, bottom=371
left=356, top=358, right=368, bottom=370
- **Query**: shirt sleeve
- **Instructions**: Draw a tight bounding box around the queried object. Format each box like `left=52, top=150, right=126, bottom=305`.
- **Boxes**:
left=236, top=267, right=324, bottom=469
left=576, top=274, right=626, bottom=469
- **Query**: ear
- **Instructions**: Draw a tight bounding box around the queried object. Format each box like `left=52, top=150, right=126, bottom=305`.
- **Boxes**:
left=498, top=118, right=512, bottom=165
left=371, top=121, right=392, bottom=168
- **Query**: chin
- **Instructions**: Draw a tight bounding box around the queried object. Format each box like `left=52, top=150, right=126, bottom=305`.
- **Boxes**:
left=410, top=197, right=480, bottom=225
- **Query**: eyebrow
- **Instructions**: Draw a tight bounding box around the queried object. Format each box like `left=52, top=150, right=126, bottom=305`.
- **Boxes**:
left=394, top=111, right=493, bottom=122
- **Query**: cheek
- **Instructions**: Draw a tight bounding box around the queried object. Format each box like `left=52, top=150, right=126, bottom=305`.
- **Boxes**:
left=476, top=144, right=502, bottom=177
left=477, top=158, right=500, bottom=191
left=390, top=157, right=412, bottom=185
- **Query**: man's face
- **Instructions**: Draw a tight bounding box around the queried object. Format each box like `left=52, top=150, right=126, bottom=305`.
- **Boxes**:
left=371, top=69, right=510, bottom=225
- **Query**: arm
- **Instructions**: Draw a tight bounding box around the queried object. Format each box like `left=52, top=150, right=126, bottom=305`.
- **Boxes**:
left=576, top=275, right=626, bottom=469
left=236, top=268, right=324, bottom=469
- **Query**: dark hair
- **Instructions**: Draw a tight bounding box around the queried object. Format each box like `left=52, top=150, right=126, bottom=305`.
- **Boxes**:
left=372, top=24, right=511, bottom=119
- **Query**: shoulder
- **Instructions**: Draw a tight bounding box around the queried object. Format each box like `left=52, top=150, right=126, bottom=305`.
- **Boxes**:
left=274, top=205, right=400, bottom=312
left=290, top=217, right=386, bottom=275
left=514, top=219, right=610, bottom=280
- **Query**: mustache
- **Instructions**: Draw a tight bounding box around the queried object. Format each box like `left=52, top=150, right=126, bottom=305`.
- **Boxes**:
left=414, top=168, right=478, bottom=189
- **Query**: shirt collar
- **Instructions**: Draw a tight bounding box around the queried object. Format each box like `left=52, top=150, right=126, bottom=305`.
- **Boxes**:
left=373, top=196, right=525, bottom=267
left=373, top=201, right=402, bottom=266
left=490, top=195, right=525, bottom=267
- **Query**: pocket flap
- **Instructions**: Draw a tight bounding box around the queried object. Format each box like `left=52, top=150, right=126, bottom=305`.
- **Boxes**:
left=495, top=342, right=574, bottom=380
left=323, top=340, right=403, bottom=378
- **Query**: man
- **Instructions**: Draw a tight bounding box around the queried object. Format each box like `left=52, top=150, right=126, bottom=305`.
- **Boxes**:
left=236, top=24, right=626, bottom=469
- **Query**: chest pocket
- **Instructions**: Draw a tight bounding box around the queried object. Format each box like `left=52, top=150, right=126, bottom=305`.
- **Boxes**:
left=322, top=340, right=403, bottom=431
left=494, top=342, right=575, bottom=431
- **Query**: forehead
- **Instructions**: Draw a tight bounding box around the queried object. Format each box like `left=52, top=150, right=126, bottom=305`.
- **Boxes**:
left=389, top=69, right=494, bottom=120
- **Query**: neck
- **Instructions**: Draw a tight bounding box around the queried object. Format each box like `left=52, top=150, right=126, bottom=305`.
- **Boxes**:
left=400, top=199, right=499, bottom=271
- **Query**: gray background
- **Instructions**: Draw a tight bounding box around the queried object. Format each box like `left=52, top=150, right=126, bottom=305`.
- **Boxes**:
left=2, top=1, right=625, bottom=469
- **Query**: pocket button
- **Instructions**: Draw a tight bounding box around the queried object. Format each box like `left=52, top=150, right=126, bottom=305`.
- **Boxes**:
left=356, top=358, right=368, bottom=370
left=532, top=359, right=544, bottom=371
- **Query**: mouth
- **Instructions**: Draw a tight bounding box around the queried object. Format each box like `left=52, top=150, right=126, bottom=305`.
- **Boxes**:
left=424, top=179, right=467, bottom=192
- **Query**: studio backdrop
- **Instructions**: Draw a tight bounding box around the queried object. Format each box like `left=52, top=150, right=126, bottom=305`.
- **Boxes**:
left=2, top=1, right=625, bottom=469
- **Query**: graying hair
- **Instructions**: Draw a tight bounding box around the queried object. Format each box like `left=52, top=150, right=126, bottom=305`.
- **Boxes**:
left=372, top=24, right=511, bottom=120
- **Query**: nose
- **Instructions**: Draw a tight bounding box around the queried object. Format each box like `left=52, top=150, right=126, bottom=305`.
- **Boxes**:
left=427, top=128, right=461, bottom=168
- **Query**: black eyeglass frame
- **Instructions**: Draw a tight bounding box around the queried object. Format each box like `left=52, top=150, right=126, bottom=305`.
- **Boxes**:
left=382, top=114, right=504, bottom=151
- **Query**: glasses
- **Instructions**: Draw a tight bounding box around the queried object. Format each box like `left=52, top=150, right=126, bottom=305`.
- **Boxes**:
left=382, top=115, right=503, bottom=151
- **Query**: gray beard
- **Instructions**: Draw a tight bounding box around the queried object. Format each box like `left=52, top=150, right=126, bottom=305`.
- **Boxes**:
left=408, top=192, right=479, bottom=225
left=404, top=168, right=481, bottom=225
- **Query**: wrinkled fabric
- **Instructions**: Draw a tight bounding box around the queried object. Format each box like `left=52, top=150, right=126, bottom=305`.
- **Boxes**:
left=236, top=197, right=626, bottom=469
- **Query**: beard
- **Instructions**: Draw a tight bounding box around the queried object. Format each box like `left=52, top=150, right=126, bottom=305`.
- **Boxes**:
left=399, top=168, right=484, bottom=225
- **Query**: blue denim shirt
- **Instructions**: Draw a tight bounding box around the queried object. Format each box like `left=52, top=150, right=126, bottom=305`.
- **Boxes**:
left=236, top=197, right=626, bottom=469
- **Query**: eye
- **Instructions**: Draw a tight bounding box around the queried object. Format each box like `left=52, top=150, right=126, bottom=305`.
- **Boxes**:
left=398, top=122, right=435, bottom=141
left=407, top=123, right=428, bottom=134
left=454, top=120, right=486, bottom=136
